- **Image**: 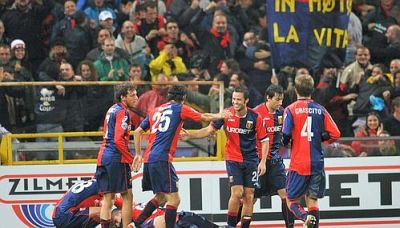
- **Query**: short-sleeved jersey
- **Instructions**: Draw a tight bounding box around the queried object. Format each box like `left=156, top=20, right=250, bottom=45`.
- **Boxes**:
left=282, top=99, right=340, bottom=175
left=97, top=103, right=133, bottom=165
left=52, top=179, right=100, bottom=217
left=212, top=107, right=268, bottom=163
left=140, top=102, right=202, bottom=163
left=254, top=104, right=284, bottom=160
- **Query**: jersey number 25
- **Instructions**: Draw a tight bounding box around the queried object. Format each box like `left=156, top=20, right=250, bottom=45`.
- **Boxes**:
left=151, top=110, right=172, bottom=133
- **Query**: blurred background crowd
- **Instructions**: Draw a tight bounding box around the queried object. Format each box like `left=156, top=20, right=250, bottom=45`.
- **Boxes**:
left=0, top=0, right=399, bottom=158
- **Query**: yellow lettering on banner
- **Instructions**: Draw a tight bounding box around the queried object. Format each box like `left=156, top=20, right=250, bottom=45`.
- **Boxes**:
left=314, top=28, right=326, bottom=45
left=273, top=23, right=285, bottom=42
left=275, top=0, right=295, bottom=12
left=309, top=0, right=321, bottom=12
left=313, top=27, right=348, bottom=48
left=273, top=23, right=299, bottom=43
left=323, top=0, right=335, bottom=13
left=346, top=0, right=352, bottom=15
left=287, top=25, right=299, bottom=42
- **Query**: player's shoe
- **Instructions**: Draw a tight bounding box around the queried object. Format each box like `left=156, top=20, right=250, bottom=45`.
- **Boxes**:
left=303, top=215, right=316, bottom=228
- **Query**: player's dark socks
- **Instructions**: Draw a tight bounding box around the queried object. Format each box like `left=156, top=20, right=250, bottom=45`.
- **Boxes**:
left=288, top=201, right=308, bottom=221
left=100, top=219, right=111, bottom=228
left=165, top=205, right=177, bottom=228
left=282, top=199, right=295, bottom=228
left=240, top=216, right=252, bottom=228
left=236, top=202, right=243, bottom=224
left=227, top=211, right=238, bottom=227
left=135, top=198, right=159, bottom=224
left=308, top=207, right=320, bottom=228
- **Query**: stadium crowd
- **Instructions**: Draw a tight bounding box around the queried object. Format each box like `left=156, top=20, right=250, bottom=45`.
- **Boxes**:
left=0, top=0, right=399, bottom=157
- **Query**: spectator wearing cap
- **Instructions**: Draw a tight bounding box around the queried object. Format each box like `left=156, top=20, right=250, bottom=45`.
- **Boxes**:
left=149, top=43, right=187, bottom=82
left=84, top=0, right=116, bottom=27
left=37, top=40, right=69, bottom=82
left=2, top=0, right=54, bottom=78
left=98, top=10, right=117, bottom=37
left=86, top=28, right=129, bottom=62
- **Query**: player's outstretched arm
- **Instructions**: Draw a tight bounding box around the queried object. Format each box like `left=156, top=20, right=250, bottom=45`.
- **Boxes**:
left=132, top=127, right=145, bottom=172
left=200, top=109, right=231, bottom=122
left=180, top=125, right=215, bottom=140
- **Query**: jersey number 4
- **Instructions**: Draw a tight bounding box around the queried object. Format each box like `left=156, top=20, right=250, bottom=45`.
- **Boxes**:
left=151, top=110, right=173, bottom=133
left=300, top=116, right=314, bottom=141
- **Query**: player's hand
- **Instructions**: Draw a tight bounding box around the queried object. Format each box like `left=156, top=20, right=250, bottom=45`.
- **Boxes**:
left=220, top=109, right=232, bottom=119
left=132, top=155, right=143, bottom=172
left=180, top=128, right=191, bottom=141
left=257, top=160, right=266, bottom=176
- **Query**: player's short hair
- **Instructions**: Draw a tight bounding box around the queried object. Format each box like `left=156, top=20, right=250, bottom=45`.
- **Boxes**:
left=115, top=82, right=136, bottom=102
left=167, top=85, right=186, bottom=102
left=233, top=86, right=249, bottom=100
left=392, top=97, right=400, bottom=107
left=265, top=84, right=284, bottom=100
left=295, top=74, right=314, bottom=97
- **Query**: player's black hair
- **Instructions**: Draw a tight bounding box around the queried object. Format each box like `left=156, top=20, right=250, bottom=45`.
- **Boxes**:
left=265, top=84, right=284, bottom=100
left=167, top=85, right=186, bottom=102
left=233, top=86, right=249, bottom=100
left=115, top=82, right=136, bottom=102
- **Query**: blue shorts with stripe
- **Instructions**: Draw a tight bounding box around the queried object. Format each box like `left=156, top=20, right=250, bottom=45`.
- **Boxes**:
left=255, top=158, right=287, bottom=198
left=95, top=162, right=132, bottom=193
left=52, top=208, right=98, bottom=228
left=226, top=160, right=259, bottom=188
left=142, top=161, right=179, bottom=193
left=286, top=170, right=326, bottom=200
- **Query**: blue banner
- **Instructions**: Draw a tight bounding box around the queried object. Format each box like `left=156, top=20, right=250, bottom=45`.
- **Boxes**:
left=267, top=0, right=352, bottom=69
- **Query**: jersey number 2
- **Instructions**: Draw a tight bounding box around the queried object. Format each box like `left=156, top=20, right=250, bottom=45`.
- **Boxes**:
left=151, top=110, right=172, bottom=133
left=301, top=116, right=314, bottom=141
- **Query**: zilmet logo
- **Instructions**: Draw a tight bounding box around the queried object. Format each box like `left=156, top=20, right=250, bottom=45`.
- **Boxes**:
left=0, top=173, right=93, bottom=204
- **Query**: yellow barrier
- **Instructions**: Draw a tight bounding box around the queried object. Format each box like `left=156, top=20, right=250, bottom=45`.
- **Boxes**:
left=0, top=131, right=226, bottom=166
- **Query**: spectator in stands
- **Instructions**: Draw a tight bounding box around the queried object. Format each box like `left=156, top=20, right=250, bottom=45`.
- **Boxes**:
left=351, top=111, right=395, bottom=156
left=169, top=0, right=202, bottom=32
left=86, top=28, right=129, bottom=62
left=214, top=58, right=240, bottom=89
left=53, top=10, right=93, bottom=68
left=197, top=11, right=237, bottom=77
left=370, top=24, right=400, bottom=66
left=77, top=60, right=108, bottom=132
left=94, top=37, right=129, bottom=81
left=128, top=63, right=150, bottom=96
left=2, top=0, right=54, bottom=78
left=135, top=1, right=166, bottom=56
left=129, top=0, right=166, bottom=22
left=346, top=10, right=363, bottom=64
left=98, top=10, right=117, bottom=37
left=383, top=97, right=400, bottom=137
left=135, top=72, right=168, bottom=116
left=37, top=40, right=69, bottom=81
left=228, top=71, right=263, bottom=108
left=149, top=43, right=187, bottom=82
left=51, top=0, right=77, bottom=42
left=0, top=65, right=24, bottom=131
left=115, top=20, right=149, bottom=75
left=0, top=20, right=10, bottom=45
left=383, top=69, right=400, bottom=103
left=84, top=0, right=116, bottom=27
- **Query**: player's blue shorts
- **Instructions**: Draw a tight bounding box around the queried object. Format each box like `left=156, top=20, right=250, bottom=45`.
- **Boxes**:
left=95, top=162, right=132, bottom=193
left=140, top=219, right=154, bottom=228
left=52, top=208, right=98, bottom=228
left=142, top=161, right=178, bottom=193
left=226, top=160, right=259, bottom=188
left=286, top=170, right=326, bottom=200
left=255, top=158, right=287, bottom=198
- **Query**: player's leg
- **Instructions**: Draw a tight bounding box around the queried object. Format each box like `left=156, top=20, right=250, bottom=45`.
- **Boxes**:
left=286, top=170, right=312, bottom=223
left=304, top=171, right=326, bottom=228
left=225, top=161, right=245, bottom=227
left=121, top=189, right=133, bottom=227
left=100, top=193, right=115, bottom=227
left=240, top=187, right=255, bottom=228
left=164, top=192, right=181, bottom=228
left=277, top=188, right=295, bottom=228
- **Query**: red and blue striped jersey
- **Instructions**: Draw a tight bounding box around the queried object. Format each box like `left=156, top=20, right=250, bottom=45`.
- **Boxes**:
left=52, top=179, right=100, bottom=218
left=212, top=107, right=268, bottom=163
left=97, top=103, right=133, bottom=165
left=282, top=99, right=340, bottom=175
left=254, top=104, right=284, bottom=160
left=140, top=102, right=202, bottom=163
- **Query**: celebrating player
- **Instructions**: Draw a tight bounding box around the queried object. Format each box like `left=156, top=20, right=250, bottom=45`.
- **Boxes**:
left=282, top=74, right=340, bottom=228
left=132, top=85, right=230, bottom=228
left=181, top=86, right=268, bottom=228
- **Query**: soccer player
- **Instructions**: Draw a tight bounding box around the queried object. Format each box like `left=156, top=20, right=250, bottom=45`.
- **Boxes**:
left=282, top=74, right=340, bottom=228
left=52, top=179, right=101, bottom=227
left=95, top=83, right=138, bottom=228
left=181, top=86, right=268, bottom=228
left=132, top=85, right=230, bottom=228
left=253, top=84, right=295, bottom=228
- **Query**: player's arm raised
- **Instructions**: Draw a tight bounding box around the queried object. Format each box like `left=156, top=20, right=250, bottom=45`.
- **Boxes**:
left=200, top=109, right=232, bottom=122
left=181, top=125, right=216, bottom=140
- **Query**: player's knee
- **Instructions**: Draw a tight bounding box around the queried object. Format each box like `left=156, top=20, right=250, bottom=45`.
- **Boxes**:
left=231, top=188, right=244, bottom=199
